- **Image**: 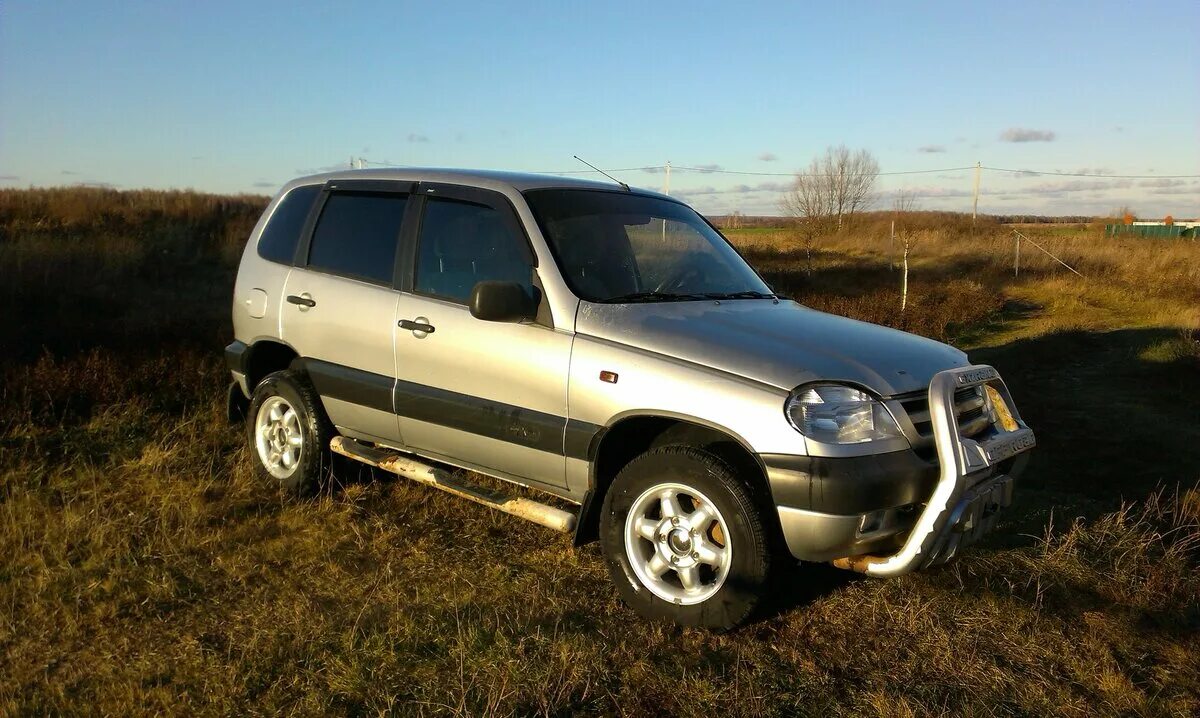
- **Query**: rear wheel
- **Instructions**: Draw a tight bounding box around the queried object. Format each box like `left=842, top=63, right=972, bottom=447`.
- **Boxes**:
left=246, top=369, right=333, bottom=495
left=600, top=446, right=771, bottom=630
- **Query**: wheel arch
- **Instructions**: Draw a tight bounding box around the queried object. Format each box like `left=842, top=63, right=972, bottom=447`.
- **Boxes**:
left=573, top=412, right=775, bottom=546
left=242, top=339, right=301, bottom=394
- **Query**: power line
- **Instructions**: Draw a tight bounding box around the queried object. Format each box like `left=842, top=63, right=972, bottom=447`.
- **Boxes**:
left=636, top=164, right=1199, bottom=179
left=982, top=166, right=1199, bottom=179
left=529, top=166, right=667, bottom=175
left=668, top=165, right=977, bottom=177
left=539, top=164, right=1199, bottom=180
left=532, top=164, right=977, bottom=177
left=350, top=158, right=1200, bottom=180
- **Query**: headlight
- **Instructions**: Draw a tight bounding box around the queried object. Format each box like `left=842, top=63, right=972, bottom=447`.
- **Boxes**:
left=785, top=384, right=903, bottom=444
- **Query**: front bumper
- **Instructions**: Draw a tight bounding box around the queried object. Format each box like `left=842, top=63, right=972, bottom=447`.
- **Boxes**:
left=767, top=364, right=1035, bottom=575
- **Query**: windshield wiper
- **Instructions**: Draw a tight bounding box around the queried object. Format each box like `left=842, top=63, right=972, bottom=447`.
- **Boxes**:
left=701, top=291, right=778, bottom=300
left=600, top=291, right=709, bottom=304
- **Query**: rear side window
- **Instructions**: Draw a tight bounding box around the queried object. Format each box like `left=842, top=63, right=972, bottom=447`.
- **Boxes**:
left=414, top=198, right=532, bottom=303
left=257, top=184, right=320, bottom=264
left=307, top=192, right=408, bottom=285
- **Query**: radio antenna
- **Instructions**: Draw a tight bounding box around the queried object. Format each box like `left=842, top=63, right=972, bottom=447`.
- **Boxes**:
left=573, top=155, right=630, bottom=191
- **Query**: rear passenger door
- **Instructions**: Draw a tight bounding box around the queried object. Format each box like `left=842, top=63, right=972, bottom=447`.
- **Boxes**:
left=280, top=180, right=413, bottom=446
left=392, top=183, right=572, bottom=489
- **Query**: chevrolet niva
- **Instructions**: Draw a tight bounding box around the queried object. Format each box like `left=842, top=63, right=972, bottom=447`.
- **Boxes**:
left=226, top=169, right=1034, bottom=629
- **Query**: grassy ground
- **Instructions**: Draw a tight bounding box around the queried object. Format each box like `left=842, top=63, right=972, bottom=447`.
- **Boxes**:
left=1, top=189, right=1198, bottom=716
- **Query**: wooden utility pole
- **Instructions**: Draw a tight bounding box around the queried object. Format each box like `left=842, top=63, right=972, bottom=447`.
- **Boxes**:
left=971, top=161, right=981, bottom=225
left=661, top=161, right=671, bottom=241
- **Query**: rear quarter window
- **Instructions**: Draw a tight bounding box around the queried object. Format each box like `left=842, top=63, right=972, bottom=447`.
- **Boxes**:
left=256, top=184, right=320, bottom=264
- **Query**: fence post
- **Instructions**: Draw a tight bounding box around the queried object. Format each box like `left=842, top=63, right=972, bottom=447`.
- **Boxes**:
left=1014, top=233, right=1020, bottom=277
left=889, top=219, right=895, bottom=271
left=1012, top=228, right=1084, bottom=278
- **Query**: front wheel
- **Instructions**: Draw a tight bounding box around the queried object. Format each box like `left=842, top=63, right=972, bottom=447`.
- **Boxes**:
left=600, top=446, right=771, bottom=630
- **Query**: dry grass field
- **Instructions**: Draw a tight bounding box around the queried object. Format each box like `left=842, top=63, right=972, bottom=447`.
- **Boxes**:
left=1, top=188, right=1198, bottom=716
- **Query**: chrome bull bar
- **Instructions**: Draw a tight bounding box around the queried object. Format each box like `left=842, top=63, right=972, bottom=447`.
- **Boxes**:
left=832, top=365, right=1035, bottom=576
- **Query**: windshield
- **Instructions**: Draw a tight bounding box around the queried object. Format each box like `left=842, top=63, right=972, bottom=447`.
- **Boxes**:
left=523, top=189, right=773, bottom=303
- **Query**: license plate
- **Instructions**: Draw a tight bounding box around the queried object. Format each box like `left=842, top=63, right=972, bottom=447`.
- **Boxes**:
left=983, top=429, right=1036, bottom=463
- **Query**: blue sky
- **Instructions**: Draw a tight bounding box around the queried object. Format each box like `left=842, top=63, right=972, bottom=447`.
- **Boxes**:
left=2, top=1, right=1197, bottom=216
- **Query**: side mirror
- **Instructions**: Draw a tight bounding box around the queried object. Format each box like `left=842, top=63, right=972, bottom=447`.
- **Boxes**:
left=469, top=281, right=538, bottom=323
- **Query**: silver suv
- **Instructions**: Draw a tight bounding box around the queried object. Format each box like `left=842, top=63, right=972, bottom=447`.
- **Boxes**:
left=226, top=169, right=1034, bottom=629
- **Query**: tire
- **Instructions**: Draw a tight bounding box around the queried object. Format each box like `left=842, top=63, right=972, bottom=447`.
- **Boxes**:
left=246, top=369, right=334, bottom=496
left=600, top=446, right=771, bottom=630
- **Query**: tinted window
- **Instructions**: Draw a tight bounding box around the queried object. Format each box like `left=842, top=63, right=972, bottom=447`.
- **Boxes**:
left=257, top=184, right=320, bottom=264
left=414, top=198, right=532, bottom=303
left=524, top=189, right=770, bottom=303
left=307, top=192, right=407, bottom=284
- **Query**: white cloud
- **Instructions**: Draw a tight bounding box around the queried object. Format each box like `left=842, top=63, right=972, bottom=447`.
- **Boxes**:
left=674, top=181, right=789, bottom=198
left=999, top=128, right=1056, bottom=142
left=917, top=145, right=946, bottom=153
left=1018, top=179, right=1132, bottom=194
left=1138, top=178, right=1187, bottom=188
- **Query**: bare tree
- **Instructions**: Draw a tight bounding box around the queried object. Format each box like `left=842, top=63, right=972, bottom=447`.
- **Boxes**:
left=893, top=189, right=919, bottom=215
left=780, top=145, right=879, bottom=271
left=783, top=145, right=880, bottom=230
left=779, top=166, right=834, bottom=274
left=827, top=145, right=880, bottom=228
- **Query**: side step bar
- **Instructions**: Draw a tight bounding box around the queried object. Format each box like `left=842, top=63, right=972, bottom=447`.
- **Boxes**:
left=330, top=436, right=577, bottom=533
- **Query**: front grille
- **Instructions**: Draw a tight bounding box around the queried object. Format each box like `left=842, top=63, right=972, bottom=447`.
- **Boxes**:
left=892, top=385, right=991, bottom=458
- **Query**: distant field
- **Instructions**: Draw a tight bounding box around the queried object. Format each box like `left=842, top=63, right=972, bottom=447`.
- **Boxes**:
left=1, top=188, right=1198, bottom=716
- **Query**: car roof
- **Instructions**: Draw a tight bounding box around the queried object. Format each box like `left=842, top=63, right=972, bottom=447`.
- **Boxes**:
left=284, top=167, right=674, bottom=201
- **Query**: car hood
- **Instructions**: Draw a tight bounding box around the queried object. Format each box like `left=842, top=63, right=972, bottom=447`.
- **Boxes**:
left=575, top=299, right=969, bottom=396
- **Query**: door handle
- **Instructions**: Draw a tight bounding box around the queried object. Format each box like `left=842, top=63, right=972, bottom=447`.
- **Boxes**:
left=398, top=319, right=435, bottom=334
left=286, top=294, right=316, bottom=308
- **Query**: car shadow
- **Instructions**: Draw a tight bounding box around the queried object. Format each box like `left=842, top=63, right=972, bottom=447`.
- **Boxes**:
left=746, top=325, right=1198, bottom=625
left=970, top=326, right=1200, bottom=542
left=751, top=559, right=859, bottom=624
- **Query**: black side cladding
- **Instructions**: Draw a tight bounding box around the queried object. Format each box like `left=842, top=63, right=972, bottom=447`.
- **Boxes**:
left=301, top=359, right=394, bottom=414
left=224, top=340, right=248, bottom=374
left=564, top=419, right=604, bottom=462
left=394, top=380, right=601, bottom=459
left=298, top=358, right=604, bottom=459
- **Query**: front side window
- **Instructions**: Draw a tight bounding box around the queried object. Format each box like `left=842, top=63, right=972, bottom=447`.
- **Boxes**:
left=523, top=189, right=772, bottom=303
left=307, top=192, right=407, bottom=284
left=257, top=184, right=320, bottom=264
left=414, top=197, right=532, bottom=303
